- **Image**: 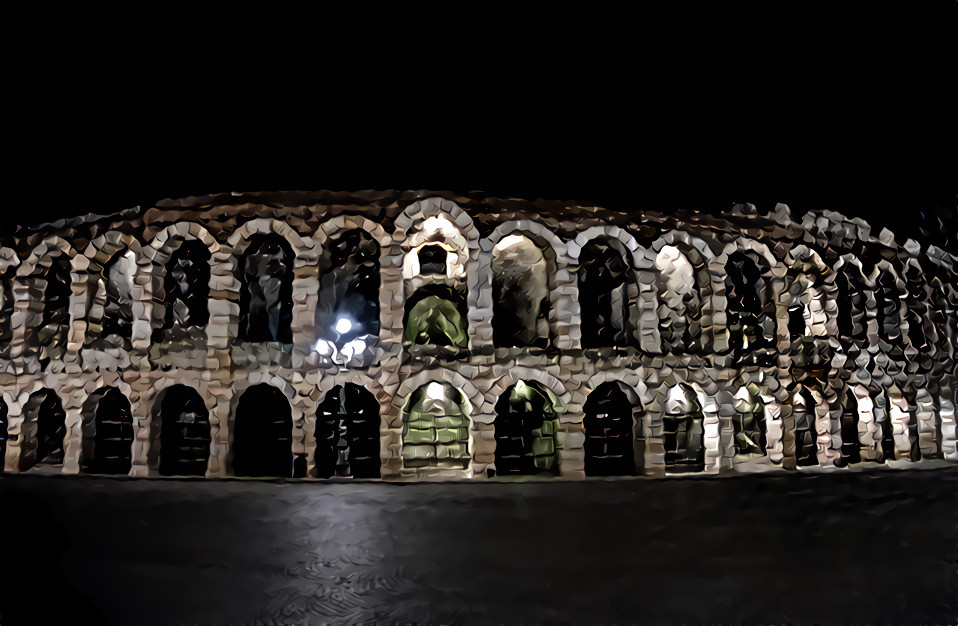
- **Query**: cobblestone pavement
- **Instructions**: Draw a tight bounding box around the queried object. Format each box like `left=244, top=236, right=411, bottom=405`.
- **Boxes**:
left=1, top=469, right=955, bottom=624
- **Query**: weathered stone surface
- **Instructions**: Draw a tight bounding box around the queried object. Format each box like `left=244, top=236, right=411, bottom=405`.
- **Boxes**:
left=0, top=191, right=954, bottom=480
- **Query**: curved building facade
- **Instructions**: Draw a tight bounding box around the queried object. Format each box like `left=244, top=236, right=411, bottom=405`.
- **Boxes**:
left=0, top=190, right=955, bottom=480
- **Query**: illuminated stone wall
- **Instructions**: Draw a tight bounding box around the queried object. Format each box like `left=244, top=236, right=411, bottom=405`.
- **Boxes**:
left=0, top=191, right=955, bottom=481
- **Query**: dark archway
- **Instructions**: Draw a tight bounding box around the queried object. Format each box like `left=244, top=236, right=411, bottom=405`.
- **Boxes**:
left=793, top=386, right=819, bottom=467
left=579, top=239, right=634, bottom=348
left=835, top=262, right=870, bottom=354
left=583, top=382, right=636, bottom=476
left=494, top=380, right=559, bottom=475
left=18, top=389, right=67, bottom=471
left=874, top=267, right=903, bottom=349
left=726, top=252, right=775, bottom=363
left=82, top=387, right=134, bottom=475
left=232, top=383, right=293, bottom=478
left=840, top=387, right=862, bottom=466
left=664, top=384, right=705, bottom=472
left=315, top=383, right=381, bottom=479
left=239, top=235, right=294, bottom=343
left=154, top=385, right=211, bottom=476
left=35, top=254, right=72, bottom=357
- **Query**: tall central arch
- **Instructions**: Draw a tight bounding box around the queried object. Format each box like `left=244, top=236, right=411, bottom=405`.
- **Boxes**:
left=401, top=382, right=471, bottom=470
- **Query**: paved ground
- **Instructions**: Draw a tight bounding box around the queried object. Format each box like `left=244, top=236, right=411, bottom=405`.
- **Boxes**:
left=0, top=468, right=955, bottom=624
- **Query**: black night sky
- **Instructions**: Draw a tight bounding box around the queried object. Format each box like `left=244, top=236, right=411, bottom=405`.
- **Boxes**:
left=4, top=4, right=956, bottom=248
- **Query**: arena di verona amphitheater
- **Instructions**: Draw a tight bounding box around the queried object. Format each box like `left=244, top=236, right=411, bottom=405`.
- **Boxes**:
left=0, top=189, right=955, bottom=481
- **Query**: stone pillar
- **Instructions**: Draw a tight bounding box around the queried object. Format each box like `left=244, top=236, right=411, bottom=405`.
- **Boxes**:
left=207, top=380, right=231, bottom=478
left=643, top=385, right=666, bottom=478
left=61, top=382, right=84, bottom=475
left=558, top=419, right=585, bottom=480
left=939, top=393, right=957, bottom=461
left=915, top=389, right=938, bottom=459
left=129, top=367, right=153, bottom=478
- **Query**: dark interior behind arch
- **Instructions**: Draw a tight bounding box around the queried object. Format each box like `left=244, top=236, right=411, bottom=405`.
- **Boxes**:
left=232, top=383, right=295, bottom=478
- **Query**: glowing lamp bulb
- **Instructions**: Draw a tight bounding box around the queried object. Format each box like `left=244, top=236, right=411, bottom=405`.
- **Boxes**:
left=313, top=339, right=335, bottom=357
left=335, top=318, right=353, bottom=334
left=426, top=382, right=445, bottom=400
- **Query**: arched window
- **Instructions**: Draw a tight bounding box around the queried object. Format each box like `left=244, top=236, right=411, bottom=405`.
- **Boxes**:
left=726, top=252, right=776, bottom=362
left=315, top=230, right=380, bottom=360
left=664, top=384, right=705, bottom=472
left=402, top=382, right=470, bottom=470
left=792, top=386, right=819, bottom=467
left=902, top=262, right=930, bottom=355
left=315, top=383, right=381, bottom=479
left=655, top=242, right=711, bottom=354
left=579, top=239, right=634, bottom=348
left=401, top=214, right=467, bottom=281
left=157, top=239, right=210, bottom=338
left=492, top=235, right=550, bottom=348
left=417, top=244, right=448, bottom=275
left=86, top=247, right=136, bottom=346
left=874, top=267, right=903, bottom=347
left=232, top=383, right=293, bottom=478
left=732, top=384, right=767, bottom=455
left=18, top=389, right=67, bottom=471
left=785, top=258, right=829, bottom=343
left=840, top=387, right=862, bottom=466
left=583, top=382, right=636, bottom=476
left=82, top=387, right=134, bottom=475
left=656, top=245, right=706, bottom=353
left=835, top=262, right=870, bottom=352
left=494, top=380, right=559, bottom=475
left=239, top=235, right=294, bottom=343
left=152, top=385, right=211, bottom=477
left=37, top=254, right=72, bottom=354
left=403, top=285, right=468, bottom=348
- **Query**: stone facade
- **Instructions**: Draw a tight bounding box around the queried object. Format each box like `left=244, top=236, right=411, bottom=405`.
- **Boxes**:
left=0, top=190, right=955, bottom=481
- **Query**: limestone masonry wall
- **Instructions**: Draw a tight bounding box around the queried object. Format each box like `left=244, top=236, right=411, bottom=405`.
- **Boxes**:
left=0, top=190, right=954, bottom=481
